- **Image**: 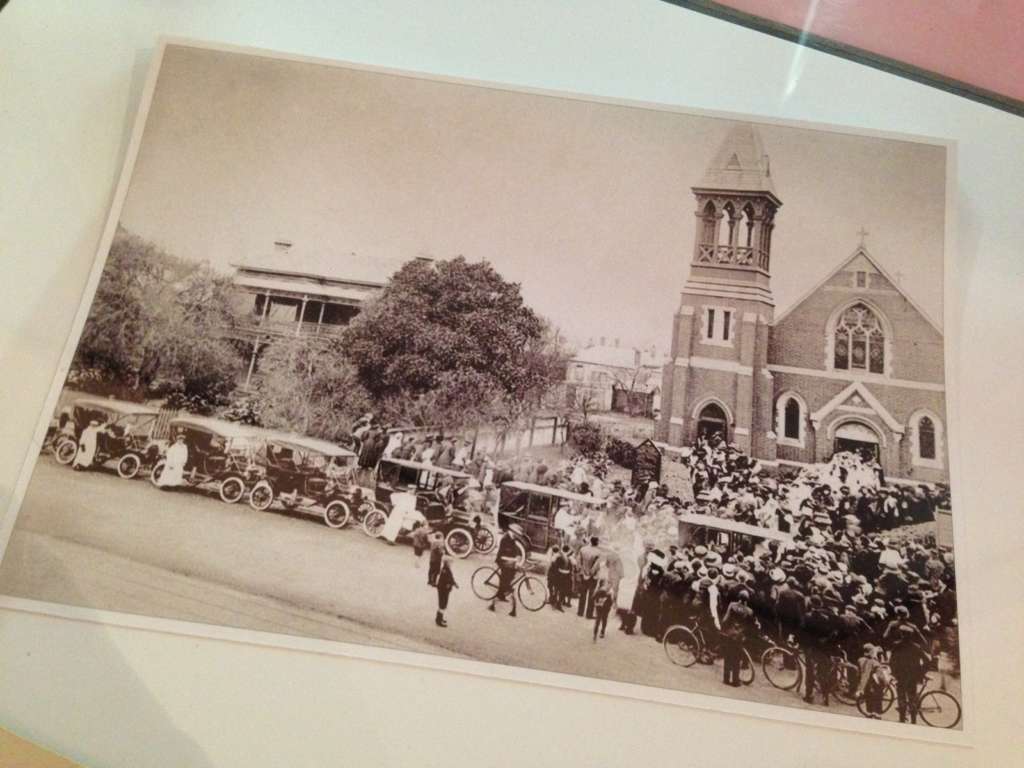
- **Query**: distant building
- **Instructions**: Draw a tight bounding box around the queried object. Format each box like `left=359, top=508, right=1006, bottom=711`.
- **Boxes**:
left=656, top=123, right=948, bottom=484
left=229, top=240, right=411, bottom=387
left=564, top=340, right=666, bottom=417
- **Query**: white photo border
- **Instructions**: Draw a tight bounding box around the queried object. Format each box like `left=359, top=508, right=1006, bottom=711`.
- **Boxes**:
left=0, top=36, right=972, bottom=746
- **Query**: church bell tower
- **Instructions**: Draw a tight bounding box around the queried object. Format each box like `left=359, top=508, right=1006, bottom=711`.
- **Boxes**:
left=657, top=123, right=782, bottom=456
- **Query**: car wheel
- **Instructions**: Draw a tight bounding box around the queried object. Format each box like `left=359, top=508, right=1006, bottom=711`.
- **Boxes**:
left=473, top=526, right=495, bottom=555
left=248, top=480, right=274, bottom=510
left=363, top=509, right=387, bottom=538
left=323, top=499, right=351, bottom=529
left=55, top=439, right=78, bottom=466
left=220, top=476, right=246, bottom=504
left=149, top=459, right=167, bottom=487
left=444, top=528, right=474, bottom=559
left=116, top=453, right=141, bottom=479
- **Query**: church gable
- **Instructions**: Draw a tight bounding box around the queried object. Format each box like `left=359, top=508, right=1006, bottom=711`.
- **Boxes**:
left=768, top=245, right=944, bottom=384
left=775, top=245, right=940, bottom=334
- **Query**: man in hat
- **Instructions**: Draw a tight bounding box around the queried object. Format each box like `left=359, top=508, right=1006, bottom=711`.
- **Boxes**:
left=719, top=563, right=741, bottom=606
left=719, top=590, right=756, bottom=686
left=577, top=536, right=604, bottom=619
left=834, top=601, right=871, bottom=664
left=547, top=545, right=571, bottom=611
left=889, top=624, right=931, bottom=723
left=489, top=524, right=525, bottom=617
left=773, top=576, right=806, bottom=646
left=802, top=595, right=837, bottom=706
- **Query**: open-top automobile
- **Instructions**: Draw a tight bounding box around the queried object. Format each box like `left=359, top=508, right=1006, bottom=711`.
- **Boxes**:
left=362, top=457, right=495, bottom=558
left=149, top=415, right=263, bottom=503
left=53, top=397, right=163, bottom=479
left=247, top=433, right=373, bottom=529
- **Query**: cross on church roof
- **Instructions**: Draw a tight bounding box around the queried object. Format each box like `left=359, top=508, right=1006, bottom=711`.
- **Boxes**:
left=857, top=226, right=870, bottom=246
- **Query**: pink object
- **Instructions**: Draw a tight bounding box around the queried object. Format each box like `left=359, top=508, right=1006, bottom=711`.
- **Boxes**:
left=700, top=1, right=1024, bottom=107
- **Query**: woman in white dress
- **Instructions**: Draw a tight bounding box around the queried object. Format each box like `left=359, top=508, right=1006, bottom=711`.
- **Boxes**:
left=72, top=420, right=102, bottom=470
left=382, top=486, right=424, bottom=543
left=157, top=434, right=189, bottom=489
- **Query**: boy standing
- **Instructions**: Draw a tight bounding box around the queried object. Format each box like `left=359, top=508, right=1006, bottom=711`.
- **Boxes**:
left=427, top=532, right=445, bottom=586
left=592, top=581, right=614, bottom=641
left=435, top=556, right=458, bottom=628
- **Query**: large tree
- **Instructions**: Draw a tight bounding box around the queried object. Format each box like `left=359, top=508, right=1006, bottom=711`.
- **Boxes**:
left=344, top=257, right=559, bottom=430
left=254, top=335, right=373, bottom=441
left=71, top=227, right=242, bottom=410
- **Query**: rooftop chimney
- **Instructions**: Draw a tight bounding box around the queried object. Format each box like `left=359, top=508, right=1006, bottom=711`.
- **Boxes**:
left=599, top=336, right=606, bottom=347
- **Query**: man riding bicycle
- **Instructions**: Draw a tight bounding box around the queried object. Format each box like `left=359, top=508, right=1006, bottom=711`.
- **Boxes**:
left=488, top=523, right=526, bottom=618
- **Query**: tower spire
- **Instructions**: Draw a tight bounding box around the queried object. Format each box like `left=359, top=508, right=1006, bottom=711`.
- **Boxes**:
left=697, top=122, right=777, bottom=196
left=690, top=123, right=782, bottom=276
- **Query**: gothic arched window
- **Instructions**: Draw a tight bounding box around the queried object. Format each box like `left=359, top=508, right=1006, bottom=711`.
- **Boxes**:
left=918, top=416, right=936, bottom=460
left=783, top=398, right=800, bottom=440
left=834, top=302, right=885, bottom=374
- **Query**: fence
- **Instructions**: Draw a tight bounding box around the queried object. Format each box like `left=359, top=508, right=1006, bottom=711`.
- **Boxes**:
left=151, top=407, right=181, bottom=440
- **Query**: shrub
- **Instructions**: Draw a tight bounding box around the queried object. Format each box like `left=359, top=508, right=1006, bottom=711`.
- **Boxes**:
left=607, top=437, right=637, bottom=469
left=569, top=421, right=605, bottom=457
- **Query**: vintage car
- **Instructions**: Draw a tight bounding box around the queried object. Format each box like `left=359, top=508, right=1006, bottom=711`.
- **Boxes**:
left=676, top=513, right=794, bottom=556
left=246, top=434, right=373, bottom=529
left=497, top=481, right=607, bottom=560
left=362, top=458, right=495, bottom=558
left=53, top=397, right=162, bottom=479
left=149, top=415, right=263, bottom=503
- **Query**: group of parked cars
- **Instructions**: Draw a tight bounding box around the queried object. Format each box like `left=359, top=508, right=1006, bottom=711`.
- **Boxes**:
left=44, top=396, right=505, bottom=560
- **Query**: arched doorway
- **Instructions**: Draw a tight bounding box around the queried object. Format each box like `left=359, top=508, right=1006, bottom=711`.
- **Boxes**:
left=833, top=420, right=881, bottom=461
left=696, top=402, right=729, bottom=441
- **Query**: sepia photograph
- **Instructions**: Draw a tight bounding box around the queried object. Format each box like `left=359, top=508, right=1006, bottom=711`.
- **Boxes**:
left=0, top=40, right=962, bottom=733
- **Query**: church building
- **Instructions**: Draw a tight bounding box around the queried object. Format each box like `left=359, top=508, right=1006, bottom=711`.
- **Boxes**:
left=656, top=124, right=948, bottom=485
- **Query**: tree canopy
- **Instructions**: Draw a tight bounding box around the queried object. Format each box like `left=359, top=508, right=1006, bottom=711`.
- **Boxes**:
left=254, top=335, right=373, bottom=441
left=344, top=257, right=560, bottom=429
left=71, top=227, right=242, bottom=411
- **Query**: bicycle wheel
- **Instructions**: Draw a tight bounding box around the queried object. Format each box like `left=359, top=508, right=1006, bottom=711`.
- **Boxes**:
left=663, top=625, right=701, bottom=668
left=517, top=576, right=548, bottom=612
left=761, top=646, right=802, bottom=691
left=917, top=690, right=961, bottom=729
left=832, top=661, right=861, bottom=705
left=857, top=680, right=896, bottom=718
left=471, top=566, right=500, bottom=601
left=739, top=647, right=755, bottom=686
left=878, top=682, right=896, bottom=714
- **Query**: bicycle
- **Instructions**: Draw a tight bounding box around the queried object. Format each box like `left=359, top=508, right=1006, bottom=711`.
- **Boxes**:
left=471, top=562, right=548, bottom=612
left=857, top=669, right=961, bottom=728
left=662, top=623, right=755, bottom=686
left=761, top=638, right=861, bottom=705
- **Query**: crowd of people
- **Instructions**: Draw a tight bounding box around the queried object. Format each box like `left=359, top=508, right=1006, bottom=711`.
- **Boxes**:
left=516, top=433, right=958, bottom=723
left=54, top=402, right=958, bottom=722
left=310, top=415, right=960, bottom=723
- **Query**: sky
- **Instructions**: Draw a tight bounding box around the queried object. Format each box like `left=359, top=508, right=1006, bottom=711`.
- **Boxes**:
left=118, top=44, right=948, bottom=353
